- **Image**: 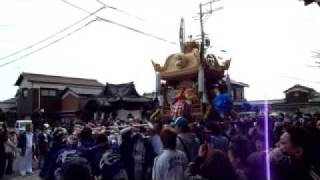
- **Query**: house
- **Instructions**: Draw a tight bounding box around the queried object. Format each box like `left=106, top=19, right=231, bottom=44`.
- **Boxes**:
left=14, top=72, right=104, bottom=124
left=221, top=79, right=249, bottom=112
left=0, top=98, right=17, bottom=123
left=250, top=84, right=320, bottom=114
left=284, top=84, right=318, bottom=103
left=60, top=87, right=104, bottom=123
left=85, top=82, right=153, bottom=121
left=0, top=98, right=16, bottom=113
left=229, top=79, right=249, bottom=102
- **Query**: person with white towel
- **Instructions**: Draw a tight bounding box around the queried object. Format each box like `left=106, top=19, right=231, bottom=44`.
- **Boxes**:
left=17, top=123, right=37, bottom=176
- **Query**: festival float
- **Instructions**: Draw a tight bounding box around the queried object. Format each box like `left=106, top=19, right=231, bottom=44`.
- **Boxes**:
left=150, top=18, right=233, bottom=123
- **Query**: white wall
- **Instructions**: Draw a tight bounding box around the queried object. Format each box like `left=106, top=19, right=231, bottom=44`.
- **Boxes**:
left=116, top=109, right=142, bottom=120
left=19, top=79, right=32, bottom=89
left=32, top=82, right=66, bottom=90
left=19, top=79, right=101, bottom=91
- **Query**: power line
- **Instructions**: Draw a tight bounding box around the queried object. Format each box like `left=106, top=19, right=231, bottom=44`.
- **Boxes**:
left=61, top=0, right=177, bottom=45
left=0, top=1, right=176, bottom=67
left=95, top=0, right=146, bottom=21
left=97, top=18, right=176, bottom=44
left=0, top=6, right=105, bottom=62
left=0, top=20, right=96, bottom=68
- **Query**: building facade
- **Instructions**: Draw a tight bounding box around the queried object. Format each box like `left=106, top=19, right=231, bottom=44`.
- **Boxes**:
left=14, top=72, right=104, bottom=124
left=0, top=98, right=16, bottom=124
left=85, top=82, right=153, bottom=122
left=229, top=79, right=248, bottom=102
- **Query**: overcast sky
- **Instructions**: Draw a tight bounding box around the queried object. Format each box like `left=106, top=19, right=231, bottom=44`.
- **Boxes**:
left=1, top=0, right=320, bottom=101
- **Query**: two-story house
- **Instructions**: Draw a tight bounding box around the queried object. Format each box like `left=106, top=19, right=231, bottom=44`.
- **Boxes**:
left=229, top=79, right=249, bottom=102
left=250, top=84, right=320, bottom=114
left=15, top=72, right=104, bottom=123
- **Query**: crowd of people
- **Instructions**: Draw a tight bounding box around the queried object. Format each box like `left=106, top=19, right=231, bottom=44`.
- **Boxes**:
left=0, top=112, right=320, bottom=180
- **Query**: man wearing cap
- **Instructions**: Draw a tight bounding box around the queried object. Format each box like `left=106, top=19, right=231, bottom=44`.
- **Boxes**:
left=174, top=117, right=200, bottom=162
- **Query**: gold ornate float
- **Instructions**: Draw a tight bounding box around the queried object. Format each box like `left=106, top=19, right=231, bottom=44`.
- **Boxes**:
left=151, top=40, right=231, bottom=122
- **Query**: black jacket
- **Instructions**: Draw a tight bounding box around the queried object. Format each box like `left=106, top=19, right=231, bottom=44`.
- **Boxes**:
left=120, top=133, right=156, bottom=180
left=17, top=132, right=38, bottom=157
left=38, top=132, right=51, bottom=155
left=0, top=128, right=7, bottom=158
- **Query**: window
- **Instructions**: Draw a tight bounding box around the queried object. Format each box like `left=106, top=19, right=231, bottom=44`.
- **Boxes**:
left=232, top=89, right=236, bottom=98
left=49, top=90, right=57, bottom=96
left=41, top=89, right=57, bottom=97
left=236, top=88, right=243, bottom=100
left=22, top=89, right=28, bottom=98
left=41, top=89, right=49, bottom=96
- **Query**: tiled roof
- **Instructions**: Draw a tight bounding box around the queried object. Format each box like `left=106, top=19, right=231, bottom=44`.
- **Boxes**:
left=230, top=80, right=249, bottom=87
left=222, top=77, right=249, bottom=87
left=0, top=98, right=16, bottom=104
left=284, top=84, right=316, bottom=94
left=68, top=87, right=102, bottom=96
left=100, top=82, right=151, bottom=103
left=15, top=72, right=104, bottom=87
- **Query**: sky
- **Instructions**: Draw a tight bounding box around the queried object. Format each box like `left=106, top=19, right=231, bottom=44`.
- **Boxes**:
left=0, top=0, right=320, bottom=101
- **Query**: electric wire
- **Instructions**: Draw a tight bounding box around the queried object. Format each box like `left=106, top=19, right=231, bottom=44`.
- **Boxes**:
left=0, top=6, right=105, bottom=61
left=0, top=20, right=96, bottom=68
left=61, top=0, right=176, bottom=45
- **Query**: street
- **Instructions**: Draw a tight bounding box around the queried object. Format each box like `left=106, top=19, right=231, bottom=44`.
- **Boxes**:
left=3, top=171, right=40, bottom=180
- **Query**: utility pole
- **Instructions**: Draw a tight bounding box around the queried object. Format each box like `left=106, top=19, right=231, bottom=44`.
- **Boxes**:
left=198, top=0, right=223, bottom=63
left=200, top=3, right=205, bottom=63
left=197, top=1, right=224, bottom=103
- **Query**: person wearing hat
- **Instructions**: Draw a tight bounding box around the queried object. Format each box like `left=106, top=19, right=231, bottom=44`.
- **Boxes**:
left=174, top=117, right=200, bottom=162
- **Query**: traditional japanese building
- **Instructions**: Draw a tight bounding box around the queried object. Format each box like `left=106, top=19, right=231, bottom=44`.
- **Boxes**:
left=85, top=82, right=153, bottom=121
